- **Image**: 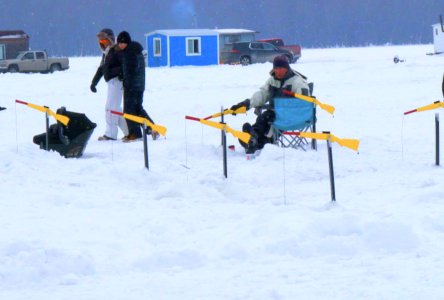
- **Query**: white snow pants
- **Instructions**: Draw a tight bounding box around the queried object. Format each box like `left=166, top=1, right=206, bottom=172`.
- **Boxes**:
left=104, top=77, right=128, bottom=139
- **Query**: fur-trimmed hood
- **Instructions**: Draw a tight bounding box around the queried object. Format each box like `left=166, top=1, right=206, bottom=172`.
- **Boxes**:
left=97, top=29, right=115, bottom=51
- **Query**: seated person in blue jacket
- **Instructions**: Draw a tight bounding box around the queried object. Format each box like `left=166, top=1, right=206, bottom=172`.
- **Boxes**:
left=229, top=55, right=310, bottom=153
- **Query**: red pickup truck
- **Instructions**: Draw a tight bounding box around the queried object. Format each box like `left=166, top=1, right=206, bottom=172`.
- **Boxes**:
left=256, top=38, right=301, bottom=63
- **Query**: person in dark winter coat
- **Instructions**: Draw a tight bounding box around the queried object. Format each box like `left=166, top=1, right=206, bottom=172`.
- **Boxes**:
left=117, top=31, right=159, bottom=142
left=230, top=55, right=310, bottom=153
left=90, top=28, right=128, bottom=141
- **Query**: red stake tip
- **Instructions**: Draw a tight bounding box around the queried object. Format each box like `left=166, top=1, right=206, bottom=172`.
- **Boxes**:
left=185, top=116, right=201, bottom=121
left=110, top=110, right=124, bottom=116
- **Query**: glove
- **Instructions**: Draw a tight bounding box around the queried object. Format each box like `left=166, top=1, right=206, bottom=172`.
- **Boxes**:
left=230, top=99, right=250, bottom=114
left=0, top=107, right=6, bottom=111
left=90, top=84, right=97, bottom=93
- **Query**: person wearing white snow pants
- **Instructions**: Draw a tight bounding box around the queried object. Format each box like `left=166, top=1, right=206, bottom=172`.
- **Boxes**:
left=104, top=77, right=127, bottom=139
left=90, top=28, right=128, bottom=140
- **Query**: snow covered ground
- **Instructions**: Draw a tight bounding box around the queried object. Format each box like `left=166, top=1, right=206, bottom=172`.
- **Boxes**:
left=1, top=44, right=444, bottom=299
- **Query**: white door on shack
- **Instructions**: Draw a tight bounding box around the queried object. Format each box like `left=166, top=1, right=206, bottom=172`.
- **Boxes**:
left=432, top=23, right=444, bottom=53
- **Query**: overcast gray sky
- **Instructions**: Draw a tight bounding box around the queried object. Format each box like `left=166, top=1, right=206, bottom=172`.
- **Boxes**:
left=0, top=0, right=443, bottom=56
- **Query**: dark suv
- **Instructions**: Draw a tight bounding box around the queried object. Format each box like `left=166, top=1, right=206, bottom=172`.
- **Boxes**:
left=220, top=41, right=294, bottom=65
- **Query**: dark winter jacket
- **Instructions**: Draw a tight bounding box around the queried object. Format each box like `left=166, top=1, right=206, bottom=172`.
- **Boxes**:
left=91, top=45, right=124, bottom=86
left=119, top=41, right=145, bottom=92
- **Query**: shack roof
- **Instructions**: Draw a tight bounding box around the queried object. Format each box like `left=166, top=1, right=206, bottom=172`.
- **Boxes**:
left=145, top=28, right=258, bottom=37
left=0, top=30, right=28, bottom=39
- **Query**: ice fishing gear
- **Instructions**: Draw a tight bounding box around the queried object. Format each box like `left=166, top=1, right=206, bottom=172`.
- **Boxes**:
left=186, top=116, right=250, bottom=144
left=404, top=101, right=443, bottom=166
left=111, top=110, right=167, bottom=170
left=204, top=106, right=247, bottom=120
left=283, top=131, right=360, bottom=201
left=16, top=100, right=71, bottom=151
left=186, top=115, right=251, bottom=178
left=393, top=55, right=405, bottom=64
left=16, top=100, right=70, bottom=125
left=283, top=132, right=359, bottom=151
left=282, top=90, right=335, bottom=115
left=404, top=101, right=444, bottom=115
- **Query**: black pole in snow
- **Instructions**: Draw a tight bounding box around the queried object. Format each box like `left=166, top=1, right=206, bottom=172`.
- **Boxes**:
left=221, top=106, right=224, bottom=146
left=223, top=125, right=228, bottom=178
left=45, top=107, right=49, bottom=151
left=436, top=113, right=440, bottom=166
left=312, top=105, right=317, bottom=151
left=220, top=106, right=228, bottom=178
left=326, top=134, right=336, bottom=201
left=143, top=121, right=149, bottom=170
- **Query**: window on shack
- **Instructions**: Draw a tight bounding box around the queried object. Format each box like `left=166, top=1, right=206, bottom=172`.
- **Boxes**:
left=186, top=37, right=201, bottom=56
left=154, top=38, right=161, bottom=56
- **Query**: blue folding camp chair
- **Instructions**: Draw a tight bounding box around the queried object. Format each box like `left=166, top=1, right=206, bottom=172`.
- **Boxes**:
left=269, top=98, right=314, bottom=150
left=269, top=83, right=316, bottom=151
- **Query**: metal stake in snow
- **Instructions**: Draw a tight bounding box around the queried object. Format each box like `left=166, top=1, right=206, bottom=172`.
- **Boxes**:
left=283, top=131, right=360, bottom=202
left=326, top=134, right=336, bottom=201
left=221, top=106, right=228, bottom=178
left=142, top=120, right=149, bottom=170
left=436, top=113, right=440, bottom=166
left=185, top=115, right=251, bottom=179
left=15, top=100, right=70, bottom=151
left=111, top=110, right=167, bottom=170
left=45, top=107, right=50, bottom=151
left=404, top=101, right=444, bottom=166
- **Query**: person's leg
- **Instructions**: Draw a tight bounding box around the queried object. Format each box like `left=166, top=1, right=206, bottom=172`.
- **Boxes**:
left=252, top=110, right=275, bottom=149
left=124, top=90, right=142, bottom=138
left=113, top=79, right=129, bottom=137
left=104, top=78, right=128, bottom=139
left=134, top=91, right=155, bottom=123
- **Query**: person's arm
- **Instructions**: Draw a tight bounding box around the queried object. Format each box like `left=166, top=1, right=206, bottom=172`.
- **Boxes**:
left=249, top=78, right=273, bottom=108
left=90, top=55, right=105, bottom=92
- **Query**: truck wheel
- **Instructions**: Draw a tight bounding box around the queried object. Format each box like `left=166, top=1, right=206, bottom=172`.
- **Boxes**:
left=50, top=64, right=61, bottom=73
left=8, top=65, right=19, bottom=73
left=239, top=56, right=251, bottom=65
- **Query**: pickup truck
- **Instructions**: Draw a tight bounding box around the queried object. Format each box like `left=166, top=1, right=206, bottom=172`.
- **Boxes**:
left=256, top=39, right=301, bottom=62
left=0, top=51, right=69, bottom=73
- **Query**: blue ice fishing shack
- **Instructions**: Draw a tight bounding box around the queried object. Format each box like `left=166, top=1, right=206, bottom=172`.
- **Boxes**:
left=145, top=29, right=219, bottom=67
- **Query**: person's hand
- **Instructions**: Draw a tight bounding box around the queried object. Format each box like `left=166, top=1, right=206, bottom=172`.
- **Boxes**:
left=230, top=104, right=244, bottom=112
left=90, top=84, right=97, bottom=93
left=230, top=99, right=250, bottom=115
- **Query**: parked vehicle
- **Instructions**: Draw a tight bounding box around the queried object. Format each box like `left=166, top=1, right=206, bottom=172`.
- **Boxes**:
left=256, top=39, right=301, bottom=62
left=220, top=41, right=294, bottom=65
left=0, top=50, right=69, bottom=73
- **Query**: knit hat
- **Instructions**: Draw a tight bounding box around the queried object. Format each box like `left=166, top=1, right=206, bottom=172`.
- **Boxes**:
left=117, top=31, right=131, bottom=44
left=273, top=55, right=290, bottom=69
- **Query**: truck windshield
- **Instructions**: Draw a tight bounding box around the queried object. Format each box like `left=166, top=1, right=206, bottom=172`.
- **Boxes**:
left=16, top=52, right=25, bottom=59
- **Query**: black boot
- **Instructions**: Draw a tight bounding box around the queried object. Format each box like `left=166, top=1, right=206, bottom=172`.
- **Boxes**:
left=239, top=123, right=259, bottom=154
